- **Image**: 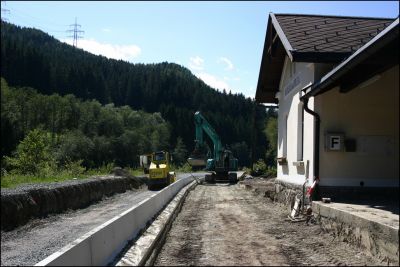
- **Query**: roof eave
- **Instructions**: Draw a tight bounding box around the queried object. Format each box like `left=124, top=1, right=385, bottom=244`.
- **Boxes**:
left=270, top=13, right=294, bottom=62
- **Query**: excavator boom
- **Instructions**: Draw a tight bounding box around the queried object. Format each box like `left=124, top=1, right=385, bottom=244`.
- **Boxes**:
left=188, top=111, right=238, bottom=183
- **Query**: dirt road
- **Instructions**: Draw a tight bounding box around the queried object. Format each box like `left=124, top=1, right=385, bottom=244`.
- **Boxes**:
left=154, top=183, right=383, bottom=266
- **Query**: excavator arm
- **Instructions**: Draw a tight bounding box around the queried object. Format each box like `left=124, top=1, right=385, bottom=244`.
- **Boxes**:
left=188, top=111, right=239, bottom=183
left=194, top=111, right=223, bottom=160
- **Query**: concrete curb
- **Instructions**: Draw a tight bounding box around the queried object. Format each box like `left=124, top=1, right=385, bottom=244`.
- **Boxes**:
left=114, top=179, right=199, bottom=266
left=35, top=176, right=196, bottom=266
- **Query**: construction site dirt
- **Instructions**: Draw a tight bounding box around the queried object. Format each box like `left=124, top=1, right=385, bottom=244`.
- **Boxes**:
left=154, top=183, right=384, bottom=266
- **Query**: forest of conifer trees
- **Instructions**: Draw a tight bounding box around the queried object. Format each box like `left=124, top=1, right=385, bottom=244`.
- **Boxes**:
left=0, top=21, right=277, bottom=177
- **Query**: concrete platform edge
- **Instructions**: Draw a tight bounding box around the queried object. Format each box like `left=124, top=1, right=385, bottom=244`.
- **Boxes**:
left=34, top=176, right=195, bottom=266
left=312, top=201, right=399, bottom=265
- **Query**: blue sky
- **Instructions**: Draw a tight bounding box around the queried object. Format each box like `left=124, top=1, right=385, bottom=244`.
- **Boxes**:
left=2, top=1, right=398, bottom=98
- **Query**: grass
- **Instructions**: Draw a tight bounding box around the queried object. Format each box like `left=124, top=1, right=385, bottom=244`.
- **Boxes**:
left=0, top=172, right=92, bottom=189
left=0, top=161, right=207, bottom=189
left=0, top=166, right=145, bottom=189
left=127, top=168, right=145, bottom=176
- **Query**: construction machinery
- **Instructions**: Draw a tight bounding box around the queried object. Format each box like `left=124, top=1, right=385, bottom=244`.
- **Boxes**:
left=187, top=111, right=238, bottom=183
left=139, top=153, right=152, bottom=174
left=147, top=151, right=176, bottom=190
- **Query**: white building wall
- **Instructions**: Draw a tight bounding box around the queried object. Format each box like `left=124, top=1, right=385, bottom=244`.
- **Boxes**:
left=277, top=57, right=316, bottom=186
left=275, top=57, right=398, bottom=188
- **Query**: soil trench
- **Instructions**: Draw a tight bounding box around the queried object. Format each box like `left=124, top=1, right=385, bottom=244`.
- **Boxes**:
left=154, top=183, right=384, bottom=266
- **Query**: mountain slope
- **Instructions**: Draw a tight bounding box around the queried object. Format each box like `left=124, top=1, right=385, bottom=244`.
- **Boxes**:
left=0, top=21, right=268, bottom=162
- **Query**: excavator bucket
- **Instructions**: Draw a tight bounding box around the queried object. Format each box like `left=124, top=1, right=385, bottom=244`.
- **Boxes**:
left=187, top=156, right=207, bottom=167
left=187, top=141, right=209, bottom=167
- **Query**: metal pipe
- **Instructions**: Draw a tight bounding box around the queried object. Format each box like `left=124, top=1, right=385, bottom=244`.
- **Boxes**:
left=301, top=97, right=320, bottom=185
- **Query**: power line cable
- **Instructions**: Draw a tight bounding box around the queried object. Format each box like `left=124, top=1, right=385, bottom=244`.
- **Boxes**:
left=7, top=12, right=67, bottom=34
left=8, top=5, right=69, bottom=27
left=1, top=0, right=10, bottom=22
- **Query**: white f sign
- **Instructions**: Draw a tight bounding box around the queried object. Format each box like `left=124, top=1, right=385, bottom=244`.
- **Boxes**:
left=329, top=136, right=341, bottom=150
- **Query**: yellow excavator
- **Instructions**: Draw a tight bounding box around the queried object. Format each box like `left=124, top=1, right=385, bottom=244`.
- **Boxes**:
left=147, top=151, right=176, bottom=190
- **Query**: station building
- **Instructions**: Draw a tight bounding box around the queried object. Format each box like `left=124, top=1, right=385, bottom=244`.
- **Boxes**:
left=255, top=13, right=399, bottom=199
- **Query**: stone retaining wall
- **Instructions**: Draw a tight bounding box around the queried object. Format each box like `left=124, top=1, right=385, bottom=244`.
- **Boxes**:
left=240, top=178, right=307, bottom=210
left=273, top=179, right=307, bottom=209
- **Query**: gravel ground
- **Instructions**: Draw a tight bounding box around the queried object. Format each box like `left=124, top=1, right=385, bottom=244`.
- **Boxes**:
left=1, top=188, right=156, bottom=266
left=154, top=183, right=384, bottom=266
left=1, top=173, right=203, bottom=266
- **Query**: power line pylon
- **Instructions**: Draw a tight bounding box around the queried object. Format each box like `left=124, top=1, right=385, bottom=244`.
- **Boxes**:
left=66, top=17, right=84, bottom=47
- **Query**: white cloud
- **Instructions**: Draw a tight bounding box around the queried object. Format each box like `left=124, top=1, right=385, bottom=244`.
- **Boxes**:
left=61, top=38, right=141, bottom=62
left=102, top=28, right=111, bottom=33
left=186, top=56, right=242, bottom=94
left=189, top=56, right=204, bottom=70
left=218, top=57, right=234, bottom=71
left=195, top=72, right=230, bottom=92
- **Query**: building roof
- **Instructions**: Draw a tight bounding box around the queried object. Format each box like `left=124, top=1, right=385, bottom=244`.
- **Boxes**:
left=255, top=13, right=396, bottom=103
left=276, top=14, right=393, bottom=62
left=301, top=18, right=399, bottom=98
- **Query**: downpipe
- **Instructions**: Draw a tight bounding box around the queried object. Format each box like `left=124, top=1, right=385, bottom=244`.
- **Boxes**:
left=301, top=96, right=321, bottom=201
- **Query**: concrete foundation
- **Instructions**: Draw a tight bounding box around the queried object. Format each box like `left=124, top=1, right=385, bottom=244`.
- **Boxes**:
left=35, top=176, right=195, bottom=266
left=240, top=177, right=399, bottom=265
left=313, top=201, right=399, bottom=266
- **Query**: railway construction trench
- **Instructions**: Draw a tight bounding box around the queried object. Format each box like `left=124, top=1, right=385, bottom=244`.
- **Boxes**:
left=0, top=173, right=204, bottom=266
left=154, top=183, right=383, bottom=266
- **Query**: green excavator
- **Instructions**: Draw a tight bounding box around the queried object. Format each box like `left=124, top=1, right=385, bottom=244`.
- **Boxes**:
left=187, top=111, right=238, bottom=183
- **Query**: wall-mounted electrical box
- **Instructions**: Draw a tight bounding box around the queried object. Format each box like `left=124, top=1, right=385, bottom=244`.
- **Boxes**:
left=325, top=133, right=344, bottom=151
left=277, top=157, right=287, bottom=165
left=344, top=139, right=357, bottom=152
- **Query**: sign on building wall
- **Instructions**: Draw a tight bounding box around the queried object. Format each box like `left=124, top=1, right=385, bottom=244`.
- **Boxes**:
left=284, top=75, right=301, bottom=97
left=325, top=133, right=344, bottom=151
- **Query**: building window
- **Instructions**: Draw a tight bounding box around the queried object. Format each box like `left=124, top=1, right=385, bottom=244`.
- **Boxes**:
left=292, top=62, right=296, bottom=77
left=284, top=114, right=288, bottom=157
left=297, top=103, right=304, bottom=161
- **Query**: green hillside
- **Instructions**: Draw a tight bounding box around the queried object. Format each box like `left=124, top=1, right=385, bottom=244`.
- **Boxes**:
left=1, top=21, right=272, bottom=168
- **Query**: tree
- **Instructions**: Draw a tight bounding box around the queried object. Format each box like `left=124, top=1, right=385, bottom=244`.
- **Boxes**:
left=54, top=129, right=94, bottom=167
left=231, top=141, right=250, bottom=168
left=264, top=115, right=278, bottom=166
left=172, top=137, right=188, bottom=166
left=1, top=21, right=269, bottom=166
left=4, top=129, right=52, bottom=175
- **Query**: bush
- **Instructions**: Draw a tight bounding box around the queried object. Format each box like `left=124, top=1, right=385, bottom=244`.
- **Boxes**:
left=249, top=159, right=277, bottom=177
left=54, top=130, right=94, bottom=167
left=242, top=166, right=252, bottom=174
left=251, top=159, right=267, bottom=176
left=85, top=162, right=116, bottom=176
left=64, top=159, right=86, bottom=176
left=265, top=165, right=277, bottom=178
left=4, top=129, right=56, bottom=175
left=174, top=162, right=193, bottom=173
